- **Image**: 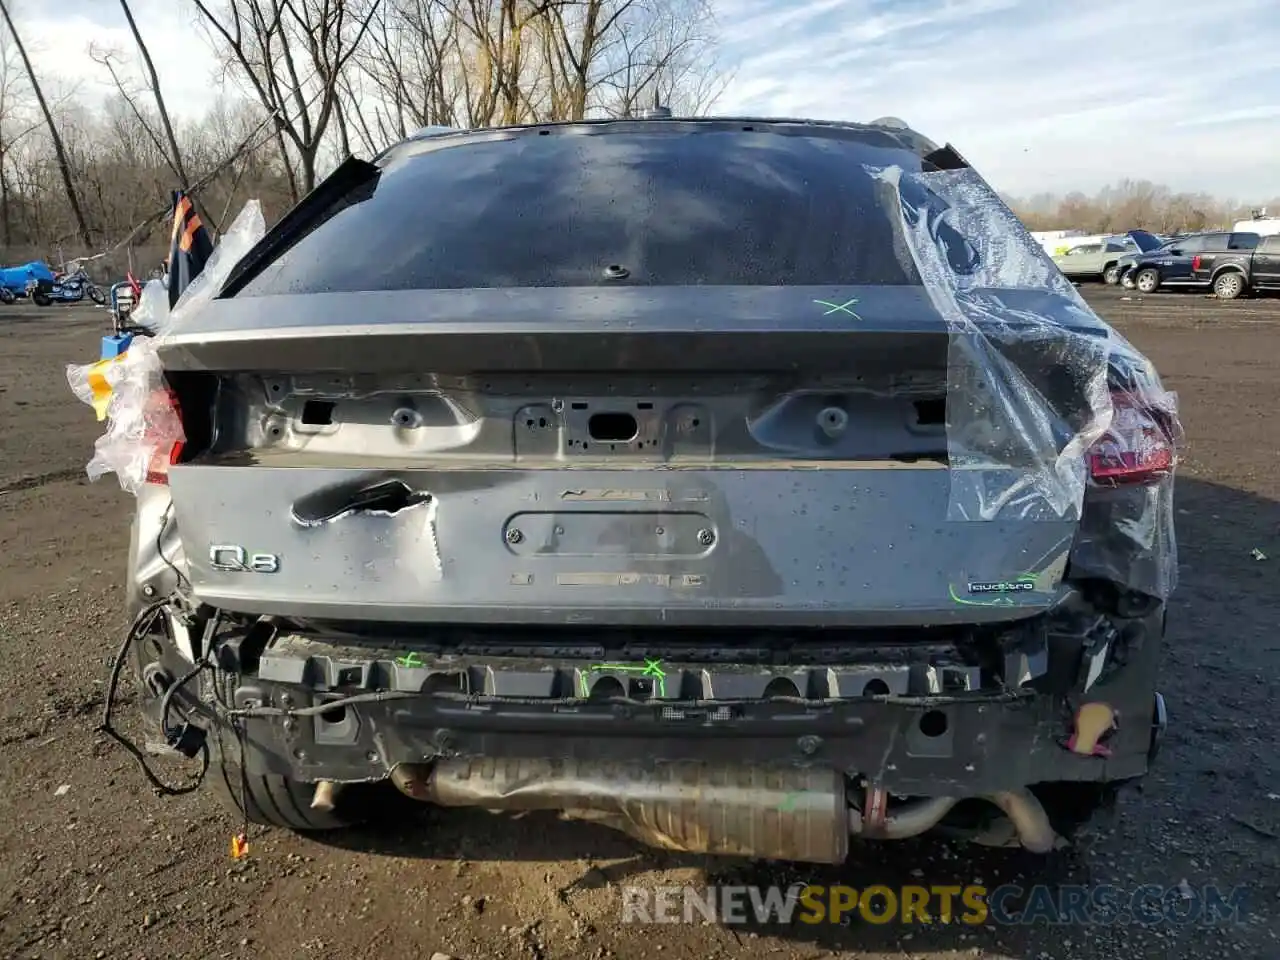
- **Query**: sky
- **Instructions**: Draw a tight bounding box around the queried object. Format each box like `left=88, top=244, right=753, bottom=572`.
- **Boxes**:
left=15, top=0, right=1280, bottom=200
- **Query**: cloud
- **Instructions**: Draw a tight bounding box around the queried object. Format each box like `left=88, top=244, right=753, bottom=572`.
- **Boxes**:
left=712, top=0, right=1280, bottom=198
left=16, top=0, right=1280, bottom=199
left=16, top=1, right=224, bottom=118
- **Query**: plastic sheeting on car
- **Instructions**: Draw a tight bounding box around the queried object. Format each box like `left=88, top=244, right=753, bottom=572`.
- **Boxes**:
left=65, top=200, right=266, bottom=494
left=870, top=164, right=1181, bottom=597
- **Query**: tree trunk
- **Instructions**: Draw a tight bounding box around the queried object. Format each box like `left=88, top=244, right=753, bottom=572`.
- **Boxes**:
left=0, top=149, right=11, bottom=247
left=118, top=0, right=189, bottom=185
left=0, top=0, right=92, bottom=247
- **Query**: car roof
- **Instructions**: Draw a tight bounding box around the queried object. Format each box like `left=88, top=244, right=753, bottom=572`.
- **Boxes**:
left=380, top=116, right=949, bottom=168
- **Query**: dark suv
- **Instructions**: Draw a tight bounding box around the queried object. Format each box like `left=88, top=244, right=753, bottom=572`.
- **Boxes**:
left=1118, top=231, right=1260, bottom=293
left=117, top=116, right=1179, bottom=866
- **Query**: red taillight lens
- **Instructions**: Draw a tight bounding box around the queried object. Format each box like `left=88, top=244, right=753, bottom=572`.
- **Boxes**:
left=1192, top=255, right=1202, bottom=271
left=1088, top=392, right=1176, bottom=485
left=144, top=387, right=185, bottom=485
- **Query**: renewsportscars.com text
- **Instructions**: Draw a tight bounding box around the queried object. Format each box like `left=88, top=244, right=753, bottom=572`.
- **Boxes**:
left=620, top=883, right=1248, bottom=927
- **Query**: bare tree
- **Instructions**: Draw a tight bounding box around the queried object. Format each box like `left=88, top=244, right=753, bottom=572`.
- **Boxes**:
left=0, top=24, right=41, bottom=245
left=355, top=0, right=463, bottom=142
left=0, top=0, right=92, bottom=245
left=117, top=0, right=191, bottom=188
left=351, top=0, right=727, bottom=154
left=192, top=0, right=384, bottom=199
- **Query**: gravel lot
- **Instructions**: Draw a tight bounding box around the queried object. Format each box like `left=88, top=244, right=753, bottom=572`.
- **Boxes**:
left=1, top=287, right=1277, bottom=960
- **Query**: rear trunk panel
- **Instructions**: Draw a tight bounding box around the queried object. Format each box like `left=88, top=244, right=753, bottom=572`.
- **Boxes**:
left=169, top=460, right=1075, bottom=625
left=159, top=286, right=1096, bottom=626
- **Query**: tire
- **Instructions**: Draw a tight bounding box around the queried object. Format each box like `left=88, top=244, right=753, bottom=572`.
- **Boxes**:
left=32, top=291, right=52, bottom=307
left=212, top=758, right=361, bottom=831
left=1135, top=268, right=1161, bottom=294
left=1213, top=271, right=1245, bottom=300
left=0, top=287, right=14, bottom=303
left=1103, top=263, right=1121, bottom=285
left=88, top=285, right=107, bottom=305
left=1120, top=271, right=1137, bottom=290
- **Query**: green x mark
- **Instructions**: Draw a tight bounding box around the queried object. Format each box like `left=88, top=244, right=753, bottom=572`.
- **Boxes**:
left=814, top=298, right=862, bottom=319
left=778, top=791, right=806, bottom=812
left=579, top=658, right=667, bottom=698
left=395, top=651, right=427, bottom=668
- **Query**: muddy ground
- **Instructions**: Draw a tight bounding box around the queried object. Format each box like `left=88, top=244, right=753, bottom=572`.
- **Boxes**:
left=1, top=287, right=1277, bottom=960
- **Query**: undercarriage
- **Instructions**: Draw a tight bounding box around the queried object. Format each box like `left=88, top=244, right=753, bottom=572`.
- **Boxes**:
left=129, top=592, right=1168, bottom=865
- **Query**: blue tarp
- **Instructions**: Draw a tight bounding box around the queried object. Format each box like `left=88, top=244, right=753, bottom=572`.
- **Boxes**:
left=0, top=260, right=56, bottom=293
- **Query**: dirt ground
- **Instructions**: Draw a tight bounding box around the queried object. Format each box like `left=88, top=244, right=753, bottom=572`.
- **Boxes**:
left=1, top=287, right=1277, bottom=960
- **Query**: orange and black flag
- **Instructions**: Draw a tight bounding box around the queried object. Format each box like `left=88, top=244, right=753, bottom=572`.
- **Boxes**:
left=167, top=190, right=214, bottom=309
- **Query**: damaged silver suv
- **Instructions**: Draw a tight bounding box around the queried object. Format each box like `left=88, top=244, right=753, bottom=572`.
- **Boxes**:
left=113, top=116, right=1179, bottom=864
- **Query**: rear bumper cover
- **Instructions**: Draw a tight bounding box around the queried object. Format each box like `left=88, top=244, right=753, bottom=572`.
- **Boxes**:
left=196, top=606, right=1167, bottom=796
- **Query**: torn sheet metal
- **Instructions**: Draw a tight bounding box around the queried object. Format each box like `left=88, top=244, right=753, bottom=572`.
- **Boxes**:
left=871, top=165, right=1181, bottom=597
left=65, top=201, right=266, bottom=494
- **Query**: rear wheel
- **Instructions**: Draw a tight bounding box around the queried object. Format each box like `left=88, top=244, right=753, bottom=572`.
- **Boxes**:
left=1103, top=263, right=1121, bottom=285
left=0, top=286, right=14, bottom=303
left=32, top=290, right=52, bottom=306
left=212, top=759, right=362, bottom=831
left=1135, top=268, right=1161, bottom=294
left=1213, top=271, right=1245, bottom=300
left=88, top=285, right=107, bottom=305
left=1120, top=271, right=1137, bottom=290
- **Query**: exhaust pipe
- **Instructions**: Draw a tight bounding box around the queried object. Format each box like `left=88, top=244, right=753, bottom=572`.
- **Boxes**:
left=391, top=760, right=1058, bottom=859
left=851, top=794, right=958, bottom=839
left=849, top=787, right=1057, bottom=852
left=392, top=758, right=851, bottom=864
left=986, top=789, right=1057, bottom=853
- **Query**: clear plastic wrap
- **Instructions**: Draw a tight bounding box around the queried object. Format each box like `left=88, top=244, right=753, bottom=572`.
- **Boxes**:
left=871, top=164, right=1182, bottom=596
left=65, top=200, right=266, bottom=494
left=154, top=200, right=264, bottom=337
left=871, top=165, right=1113, bottom=522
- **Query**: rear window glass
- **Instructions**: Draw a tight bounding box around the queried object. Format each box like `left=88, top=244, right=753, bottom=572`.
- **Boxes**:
left=1261, top=235, right=1280, bottom=253
left=234, top=129, right=930, bottom=293
left=1228, top=232, right=1259, bottom=250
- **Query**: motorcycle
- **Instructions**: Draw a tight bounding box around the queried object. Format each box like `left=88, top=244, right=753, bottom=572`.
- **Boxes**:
left=27, top=262, right=107, bottom=307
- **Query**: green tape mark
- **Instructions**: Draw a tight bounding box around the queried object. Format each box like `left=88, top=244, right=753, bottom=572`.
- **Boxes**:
left=395, top=651, right=427, bottom=668
left=778, top=791, right=806, bottom=812
left=579, top=658, right=667, bottom=698
left=949, top=584, right=1015, bottom=607
left=814, top=298, right=862, bottom=319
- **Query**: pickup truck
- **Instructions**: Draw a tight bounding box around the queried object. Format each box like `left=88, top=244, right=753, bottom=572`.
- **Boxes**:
left=1191, top=233, right=1280, bottom=299
left=1116, top=231, right=1261, bottom=294
left=1051, top=230, right=1160, bottom=284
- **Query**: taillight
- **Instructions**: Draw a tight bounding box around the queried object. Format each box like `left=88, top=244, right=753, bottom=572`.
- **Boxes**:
left=1192, top=255, right=1202, bottom=271
left=1088, top=392, right=1176, bottom=485
left=144, top=387, right=185, bottom=485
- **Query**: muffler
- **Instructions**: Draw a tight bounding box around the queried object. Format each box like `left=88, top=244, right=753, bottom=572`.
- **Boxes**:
left=391, top=759, right=1059, bottom=861
left=392, top=758, right=850, bottom=863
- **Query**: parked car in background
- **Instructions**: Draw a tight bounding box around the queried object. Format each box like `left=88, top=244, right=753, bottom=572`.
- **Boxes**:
left=1117, top=232, right=1260, bottom=293
left=1191, top=233, right=1280, bottom=299
left=1051, top=230, right=1161, bottom=284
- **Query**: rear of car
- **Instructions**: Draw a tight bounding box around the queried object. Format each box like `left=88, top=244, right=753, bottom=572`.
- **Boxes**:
left=122, top=119, right=1179, bottom=864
